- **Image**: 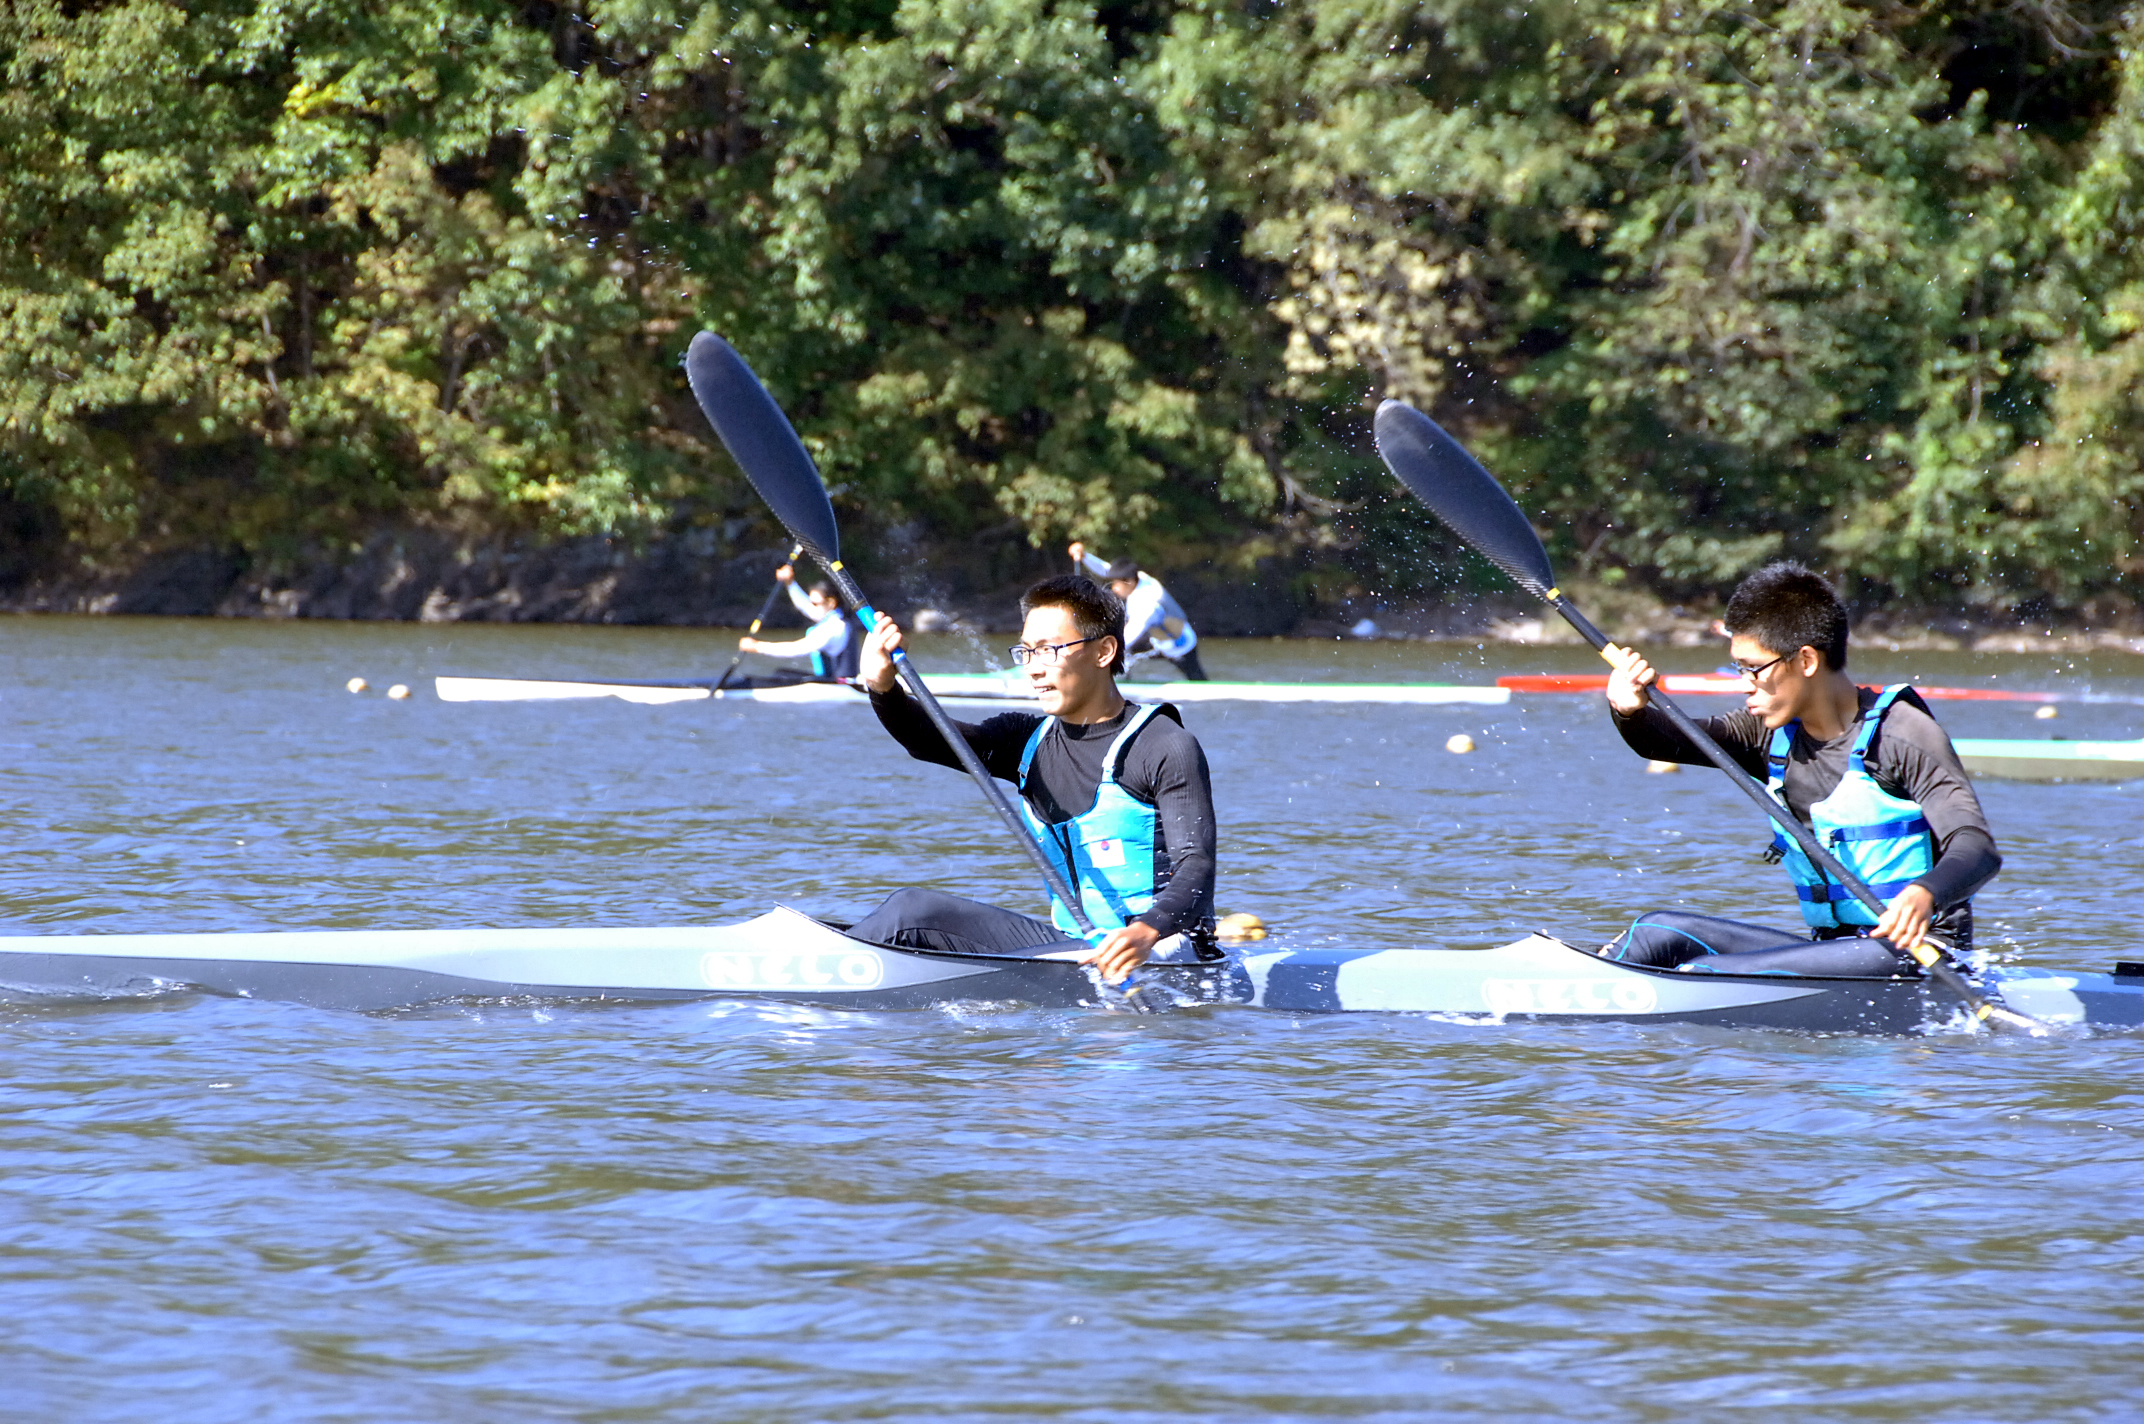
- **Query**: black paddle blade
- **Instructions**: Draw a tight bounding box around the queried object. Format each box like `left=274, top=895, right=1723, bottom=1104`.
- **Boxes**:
left=1373, top=399, right=1556, bottom=600
left=684, top=332, right=841, bottom=563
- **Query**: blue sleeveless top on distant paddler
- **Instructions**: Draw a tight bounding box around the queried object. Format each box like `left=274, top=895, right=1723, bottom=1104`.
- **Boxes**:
left=809, top=612, right=863, bottom=680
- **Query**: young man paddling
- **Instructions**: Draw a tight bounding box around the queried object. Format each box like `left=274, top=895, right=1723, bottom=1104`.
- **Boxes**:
left=849, top=575, right=1218, bottom=983
left=737, top=564, right=861, bottom=680
left=1602, top=562, right=2001, bottom=975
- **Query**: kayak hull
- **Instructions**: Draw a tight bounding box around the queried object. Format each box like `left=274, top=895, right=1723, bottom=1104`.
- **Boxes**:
left=2, top=912, right=2137, bottom=1031
left=0, top=909, right=1111, bottom=1013
left=1499, top=674, right=2144, bottom=707
left=1239, top=936, right=1945, bottom=1034
left=433, top=673, right=1511, bottom=707
left=433, top=675, right=862, bottom=706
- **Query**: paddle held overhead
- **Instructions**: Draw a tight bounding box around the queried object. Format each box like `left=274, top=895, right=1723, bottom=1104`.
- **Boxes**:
left=681, top=331, right=1097, bottom=940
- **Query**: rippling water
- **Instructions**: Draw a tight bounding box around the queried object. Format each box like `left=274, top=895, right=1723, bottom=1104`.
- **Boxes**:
left=5, top=616, right=2143, bottom=1420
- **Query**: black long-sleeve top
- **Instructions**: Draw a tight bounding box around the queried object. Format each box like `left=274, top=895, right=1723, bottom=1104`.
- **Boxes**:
left=1612, top=688, right=2000, bottom=936
left=870, top=687, right=1217, bottom=938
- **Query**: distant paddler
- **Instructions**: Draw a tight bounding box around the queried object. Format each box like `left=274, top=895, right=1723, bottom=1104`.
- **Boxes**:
left=1068, top=542, right=1208, bottom=681
left=736, top=564, right=862, bottom=681
left=849, top=573, right=1220, bottom=984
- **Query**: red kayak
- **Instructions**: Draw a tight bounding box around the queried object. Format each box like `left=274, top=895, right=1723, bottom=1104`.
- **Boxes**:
left=1498, top=674, right=2074, bottom=703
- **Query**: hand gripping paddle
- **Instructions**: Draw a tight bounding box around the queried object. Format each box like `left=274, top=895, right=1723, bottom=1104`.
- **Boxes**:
left=683, top=333, right=1100, bottom=944
left=1371, top=398, right=2048, bottom=1034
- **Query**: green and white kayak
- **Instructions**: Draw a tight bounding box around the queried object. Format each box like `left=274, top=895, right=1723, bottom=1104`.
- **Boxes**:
left=1953, top=737, right=2144, bottom=782
left=433, top=673, right=1511, bottom=707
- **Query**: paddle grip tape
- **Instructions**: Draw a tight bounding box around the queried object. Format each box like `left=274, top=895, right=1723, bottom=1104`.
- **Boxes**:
left=823, top=561, right=885, bottom=631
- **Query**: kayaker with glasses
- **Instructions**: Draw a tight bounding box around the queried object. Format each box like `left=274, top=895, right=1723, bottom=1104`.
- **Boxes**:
left=846, top=574, right=1218, bottom=984
left=1598, top=561, right=2001, bottom=976
left=736, top=564, right=861, bottom=680
left=1066, top=542, right=1208, bottom=681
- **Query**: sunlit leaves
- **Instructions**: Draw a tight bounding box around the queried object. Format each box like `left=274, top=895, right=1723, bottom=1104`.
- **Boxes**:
left=1177, top=0, right=2141, bottom=603
left=1, top=0, right=2141, bottom=613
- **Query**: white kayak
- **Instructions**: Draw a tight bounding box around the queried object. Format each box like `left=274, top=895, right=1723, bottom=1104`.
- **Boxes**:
left=433, top=673, right=1512, bottom=706
left=1952, top=736, right=2144, bottom=783
left=0, top=909, right=2134, bottom=1034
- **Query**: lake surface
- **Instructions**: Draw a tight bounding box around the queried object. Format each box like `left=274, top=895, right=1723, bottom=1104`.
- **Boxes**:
left=5, top=616, right=2142, bottom=1421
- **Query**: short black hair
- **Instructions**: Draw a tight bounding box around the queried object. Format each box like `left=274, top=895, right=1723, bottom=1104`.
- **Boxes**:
left=806, top=580, right=835, bottom=600
left=1020, top=574, right=1127, bottom=674
left=1723, top=562, right=1849, bottom=670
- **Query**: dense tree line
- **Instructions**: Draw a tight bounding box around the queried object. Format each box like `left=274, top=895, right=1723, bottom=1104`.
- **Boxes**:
left=4, top=0, right=2142, bottom=616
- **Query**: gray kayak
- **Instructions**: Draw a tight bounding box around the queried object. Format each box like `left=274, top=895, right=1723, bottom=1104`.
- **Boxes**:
left=1, top=908, right=2137, bottom=1033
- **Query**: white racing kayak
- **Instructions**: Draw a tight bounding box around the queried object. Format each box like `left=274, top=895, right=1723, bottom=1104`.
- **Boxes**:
left=433, top=672, right=1512, bottom=706
left=1951, top=736, right=2144, bottom=783
left=433, top=675, right=855, bottom=705
left=1, top=910, right=2135, bottom=1033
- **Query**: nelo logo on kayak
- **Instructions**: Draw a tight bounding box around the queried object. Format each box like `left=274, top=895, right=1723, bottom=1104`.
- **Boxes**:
left=700, top=950, right=885, bottom=991
left=1481, top=978, right=1658, bottom=1015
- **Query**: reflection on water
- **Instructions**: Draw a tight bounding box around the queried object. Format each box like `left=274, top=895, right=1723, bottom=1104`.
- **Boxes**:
left=3, top=616, right=2142, bottom=1420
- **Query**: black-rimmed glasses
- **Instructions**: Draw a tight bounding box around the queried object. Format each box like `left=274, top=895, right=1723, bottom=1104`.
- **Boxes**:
left=1729, top=651, right=1793, bottom=682
left=1008, top=636, right=1102, bottom=667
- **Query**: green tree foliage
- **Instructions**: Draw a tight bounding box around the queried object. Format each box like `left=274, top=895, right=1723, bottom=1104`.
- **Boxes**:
left=1, top=0, right=2140, bottom=612
left=1187, top=0, right=2139, bottom=606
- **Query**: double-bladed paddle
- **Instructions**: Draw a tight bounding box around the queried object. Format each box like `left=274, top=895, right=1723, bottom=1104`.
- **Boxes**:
left=1371, top=398, right=2048, bottom=1034
left=713, top=542, right=806, bottom=692
left=682, top=332, right=1100, bottom=943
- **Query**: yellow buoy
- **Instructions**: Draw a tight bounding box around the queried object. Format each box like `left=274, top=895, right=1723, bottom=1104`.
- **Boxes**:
left=1646, top=759, right=1680, bottom=774
left=1445, top=733, right=1475, bottom=754
left=346, top=677, right=368, bottom=694
left=1216, top=912, right=1267, bottom=943
left=2035, top=704, right=2059, bottom=720
left=386, top=683, right=412, bottom=701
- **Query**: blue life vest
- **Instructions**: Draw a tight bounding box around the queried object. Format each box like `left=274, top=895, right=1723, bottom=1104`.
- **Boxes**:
left=1016, top=704, right=1168, bottom=944
left=1766, top=684, right=1937, bottom=931
left=809, top=613, right=863, bottom=680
